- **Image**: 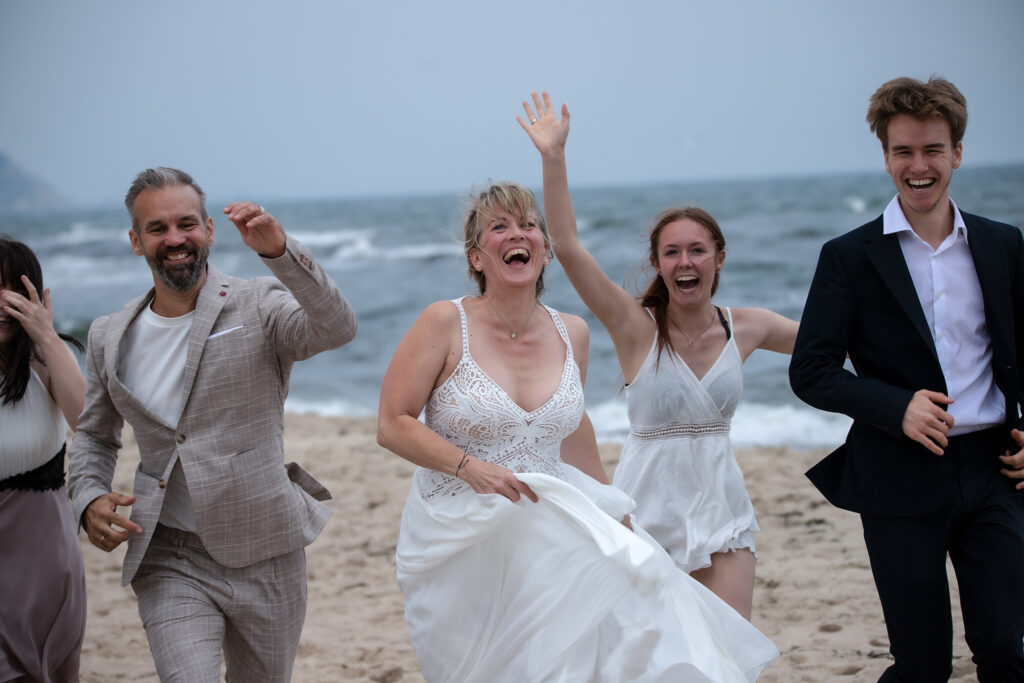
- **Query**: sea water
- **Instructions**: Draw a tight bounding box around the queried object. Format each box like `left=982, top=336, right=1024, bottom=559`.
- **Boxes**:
left=4, top=164, right=1022, bottom=448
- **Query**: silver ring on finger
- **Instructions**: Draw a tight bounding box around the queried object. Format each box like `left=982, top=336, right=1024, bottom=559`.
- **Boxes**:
left=529, top=118, right=537, bottom=125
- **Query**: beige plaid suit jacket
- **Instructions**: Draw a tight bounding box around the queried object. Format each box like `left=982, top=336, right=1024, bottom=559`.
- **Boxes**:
left=68, top=236, right=357, bottom=586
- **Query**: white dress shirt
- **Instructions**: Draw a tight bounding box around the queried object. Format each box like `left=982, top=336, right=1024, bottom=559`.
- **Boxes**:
left=883, top=195, right=1005, bottom=435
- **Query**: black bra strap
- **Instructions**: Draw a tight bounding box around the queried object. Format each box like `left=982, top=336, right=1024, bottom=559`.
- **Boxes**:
left=715, top=306, right=731, bottom=340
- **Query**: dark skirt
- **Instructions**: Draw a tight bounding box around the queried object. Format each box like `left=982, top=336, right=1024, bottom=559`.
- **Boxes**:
left=0, top=484, right=86, bottom=683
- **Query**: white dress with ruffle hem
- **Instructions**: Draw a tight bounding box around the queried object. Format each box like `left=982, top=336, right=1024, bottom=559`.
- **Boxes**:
left=613, top=308, right=759, bottom=573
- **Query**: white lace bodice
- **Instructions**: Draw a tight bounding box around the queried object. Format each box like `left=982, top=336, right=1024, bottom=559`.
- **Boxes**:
left=414, top=298, right=584, bottom=501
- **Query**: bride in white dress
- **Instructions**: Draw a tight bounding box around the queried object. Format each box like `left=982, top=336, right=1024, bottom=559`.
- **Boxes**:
left=376, top=182, right=777, bottom=682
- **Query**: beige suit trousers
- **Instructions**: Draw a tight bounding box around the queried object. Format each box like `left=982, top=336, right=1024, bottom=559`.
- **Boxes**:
left=131, top=524, right=306, bottom=682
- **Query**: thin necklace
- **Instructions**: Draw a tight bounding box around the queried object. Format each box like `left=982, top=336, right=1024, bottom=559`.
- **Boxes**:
left=486, top=297, right=538, bottom=340
left=668, top=307, right=717, bottom=347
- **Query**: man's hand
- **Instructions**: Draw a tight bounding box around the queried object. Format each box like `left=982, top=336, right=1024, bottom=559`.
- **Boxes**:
left=223, top=202, right=286, bottom=259
left=999, top=428, right=1024, bottom=489
left=902, top=389, right=954, bottom=455
left=84, top=492, right=143, bottom=552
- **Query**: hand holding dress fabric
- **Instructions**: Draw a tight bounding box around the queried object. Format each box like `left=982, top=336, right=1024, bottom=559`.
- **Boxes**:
left=457, top=455, right=539, bottom=503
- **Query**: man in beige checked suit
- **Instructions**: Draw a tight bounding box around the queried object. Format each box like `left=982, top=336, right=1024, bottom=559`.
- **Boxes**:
left=68, top=167, right=357, bottom=681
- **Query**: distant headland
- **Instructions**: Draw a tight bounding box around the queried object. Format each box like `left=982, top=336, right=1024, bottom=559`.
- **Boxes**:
left=0, top=152, right=67, bottom=215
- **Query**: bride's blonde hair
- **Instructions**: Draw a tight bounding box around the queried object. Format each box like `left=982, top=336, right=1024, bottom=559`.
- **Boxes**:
left=463, top=182, right=550, bottom=296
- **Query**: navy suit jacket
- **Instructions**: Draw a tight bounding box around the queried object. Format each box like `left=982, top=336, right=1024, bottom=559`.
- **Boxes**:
left=789, top=211, right=1024, bottom=516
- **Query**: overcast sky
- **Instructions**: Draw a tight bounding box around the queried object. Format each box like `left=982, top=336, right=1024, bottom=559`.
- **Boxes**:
left=2, top=0, right=1022, bottom=207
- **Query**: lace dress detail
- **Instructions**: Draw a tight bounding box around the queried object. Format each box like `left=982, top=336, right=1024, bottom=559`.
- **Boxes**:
left=414, top=297, right=584, bottom=501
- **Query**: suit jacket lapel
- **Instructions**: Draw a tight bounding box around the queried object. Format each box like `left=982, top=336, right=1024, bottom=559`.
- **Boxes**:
left=104, top=291, right=151, bottom=383
left=180, top=266, right=230, bottom=409
left=863, top=222, right=941, bottom=365
left=964, top=215, right=1012, bottom=366
left=104, top=289, right=177, bottom=428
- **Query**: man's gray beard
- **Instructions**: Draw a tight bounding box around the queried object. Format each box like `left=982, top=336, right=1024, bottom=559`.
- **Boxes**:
left=147, top=246, right=209, bottom=292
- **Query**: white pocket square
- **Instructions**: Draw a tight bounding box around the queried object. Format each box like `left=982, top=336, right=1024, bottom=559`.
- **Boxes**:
left=208, top=325, right=243, bottom=340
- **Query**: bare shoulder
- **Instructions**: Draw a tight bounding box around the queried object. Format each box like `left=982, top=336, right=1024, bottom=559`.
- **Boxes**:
left=419, top=299, right=460, bottom=327
left=729, top=306, right=773, bottom=326
left=554, top=310, right=590, bottom=345
left=727, top=306, right=798, bottom=357
left=557, top=309, right=589, bottom=335
left=396, top=299, right=462, bottom=360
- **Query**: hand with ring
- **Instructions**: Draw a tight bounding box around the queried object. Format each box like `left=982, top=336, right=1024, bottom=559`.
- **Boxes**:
left=223, top=201, right=287, bottom=259
left=83, top=491, right=143, bottom=552
left=517, top=90, right=570, bottom=160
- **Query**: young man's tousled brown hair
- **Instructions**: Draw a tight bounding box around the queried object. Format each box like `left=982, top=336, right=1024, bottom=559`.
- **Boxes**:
left=867, top=76, right=967, bottom=150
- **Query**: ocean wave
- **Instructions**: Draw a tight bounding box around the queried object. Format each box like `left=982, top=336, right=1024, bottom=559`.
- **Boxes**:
left=287, top=228, right=372, bottom=247
left=284, top=396, right=377, bottom=418
left=282, top=394, right=849, bottom=450
left=588, top=398, right=849, bottom=450
left=329, top=240, right=462, bottom=263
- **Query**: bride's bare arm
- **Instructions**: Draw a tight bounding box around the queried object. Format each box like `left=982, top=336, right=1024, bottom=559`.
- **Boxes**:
left=560, top=412, right=609, bottom=485
left=377, top=301, right=537, bottom=503
left=557, top=313, right=610, bottom=484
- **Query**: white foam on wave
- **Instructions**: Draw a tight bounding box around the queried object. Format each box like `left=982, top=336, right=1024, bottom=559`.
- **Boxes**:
left=731, top=402, right=850, bottom=449
left=288, top=228, right=462, bottom=263
left=285, top=396, right=376, bottom=418
left=587, top=398, right=850, bottom=450
left=331, top=241, right=462, bottom=262
left=287, top=228, right=372, bottom=247
left=45, top=254, right=146, bottom=287
left=843, top=196, right=867, bottom=214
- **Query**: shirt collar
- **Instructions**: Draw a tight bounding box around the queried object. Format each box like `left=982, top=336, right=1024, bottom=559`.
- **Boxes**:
left=882, top=194, right=968, bottom=244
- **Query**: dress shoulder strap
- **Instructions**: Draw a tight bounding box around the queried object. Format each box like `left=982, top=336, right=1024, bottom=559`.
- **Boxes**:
left=452, top=297, right=470, bottom=356
left=716, top=306, right=732, bottom=341
left=544, top=304, right=574, bottom=362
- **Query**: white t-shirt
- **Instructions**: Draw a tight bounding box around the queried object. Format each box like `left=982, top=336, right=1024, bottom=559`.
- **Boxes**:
left=118, top=305, right=197, bottom=531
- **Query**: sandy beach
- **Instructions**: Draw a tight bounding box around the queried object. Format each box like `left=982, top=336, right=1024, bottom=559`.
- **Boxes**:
left=75, top=413, right=976, bottom=682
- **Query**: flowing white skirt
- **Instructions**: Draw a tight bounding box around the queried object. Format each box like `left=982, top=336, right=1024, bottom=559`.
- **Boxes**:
left=396, top=467, right=777, bottom=682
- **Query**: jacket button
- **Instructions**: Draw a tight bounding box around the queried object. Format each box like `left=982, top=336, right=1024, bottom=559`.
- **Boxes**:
left=158, top=479, right=167, bottom=488
left=176, top=434, right=186, bottom=444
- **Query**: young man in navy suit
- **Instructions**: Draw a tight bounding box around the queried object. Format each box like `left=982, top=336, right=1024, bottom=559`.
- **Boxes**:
left=790, top=77, right=1024, bottom=681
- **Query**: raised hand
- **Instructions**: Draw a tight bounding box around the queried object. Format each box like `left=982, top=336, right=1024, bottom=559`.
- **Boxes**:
left=223, top=202, right=286, bottom=259
left=1, top=275, right=60, bottom=353
left=517, top=91, right=570, bottom=158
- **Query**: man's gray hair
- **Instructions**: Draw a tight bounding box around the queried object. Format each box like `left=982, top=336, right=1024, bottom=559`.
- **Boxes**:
left=125, top=167, right=208, bottom=231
